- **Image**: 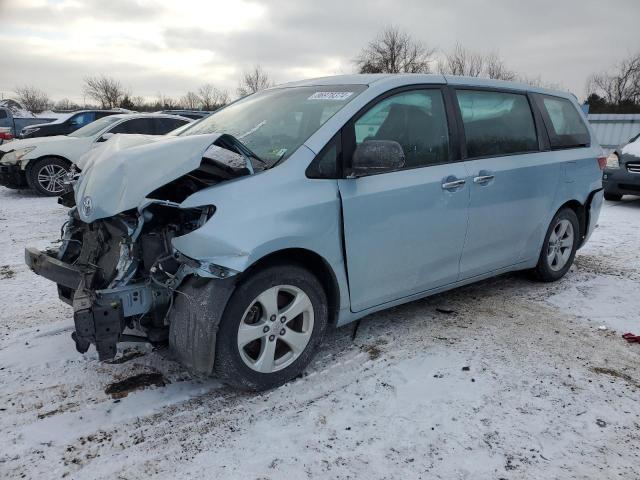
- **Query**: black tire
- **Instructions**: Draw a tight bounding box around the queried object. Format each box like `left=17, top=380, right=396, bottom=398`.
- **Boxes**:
left=214, top=263, right=328, bottom=391
left=604, top=192, right=622, bottom=201
left=532, top=208, right=580, bottom=282
left=26, top=157, right=70, bottom=196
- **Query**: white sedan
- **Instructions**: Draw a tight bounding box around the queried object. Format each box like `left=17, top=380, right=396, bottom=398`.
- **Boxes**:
left=0, top=113, right=191, bottom=196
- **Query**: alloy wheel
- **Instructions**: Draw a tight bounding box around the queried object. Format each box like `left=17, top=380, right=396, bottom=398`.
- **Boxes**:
left=546, top=219, right=574, bottom=271
left=237, top=285, right=314, bottom=373
left=37, top=164, right=67, bottom=194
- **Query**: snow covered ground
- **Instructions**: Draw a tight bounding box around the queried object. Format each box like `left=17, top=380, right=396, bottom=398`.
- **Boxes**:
left=1, top=186, right=639, bottom=479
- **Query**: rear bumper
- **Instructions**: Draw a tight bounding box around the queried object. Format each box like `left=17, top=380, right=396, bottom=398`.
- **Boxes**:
left=0, top=163, right=27, bottom=188
left=603, top=168, right=640, bottom=196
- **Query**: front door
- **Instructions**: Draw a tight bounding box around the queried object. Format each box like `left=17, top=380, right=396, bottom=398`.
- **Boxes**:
left=338, top=88, right=470, bottom=312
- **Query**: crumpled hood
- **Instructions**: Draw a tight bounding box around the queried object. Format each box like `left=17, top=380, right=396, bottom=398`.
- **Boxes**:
left=75, top=133, right=222, bottom=223
left=0, top=135, right=78, bottom=155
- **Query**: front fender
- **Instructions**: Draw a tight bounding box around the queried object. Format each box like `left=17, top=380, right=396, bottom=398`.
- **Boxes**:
left=172, top=146, right=349, bottom=307
left=173, top=147, right=343, bottom=271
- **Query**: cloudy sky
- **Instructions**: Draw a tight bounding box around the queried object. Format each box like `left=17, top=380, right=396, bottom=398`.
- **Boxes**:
left=1, top=0, right=638, bottom=104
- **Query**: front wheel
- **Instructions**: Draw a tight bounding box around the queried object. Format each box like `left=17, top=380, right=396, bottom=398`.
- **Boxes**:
left=26, top=157, right=70, bottom=196
left=214, top=264, right=328, bottom=391
left=532, top=208, right=579, bottom=282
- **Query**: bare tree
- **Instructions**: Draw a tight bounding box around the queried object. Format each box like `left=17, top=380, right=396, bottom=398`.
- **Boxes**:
left=14, top=85, right=51, bottom=113
left=587, top=53, right=640, bottom=105
left=156, top=93, right=179, bottom=110
left=54, top=98, right=79, bottom=111
left=438, top=43, right=484, bottom=77
left=484, top=52, right=517, bottom=81
left=237, top=65, right=274, bottom=97
left=130, top=96, right=147, bottom=111
left=355, top=25, right=434, bottom=74
left=83, top=75, right=127, bottom=109
left=181, top=91, right=201, bottom=110
left=198, top=84, right=229, bottom=110
left=518, top=74, right=560, bottom=90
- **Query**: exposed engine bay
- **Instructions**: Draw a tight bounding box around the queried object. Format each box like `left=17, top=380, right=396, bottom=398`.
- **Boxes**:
left=26, top=135, right=259, bottom=362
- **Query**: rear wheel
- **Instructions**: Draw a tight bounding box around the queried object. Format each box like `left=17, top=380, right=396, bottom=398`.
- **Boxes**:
left=214, top=264, right=328, bottom=391
left=604, top=192, right=622, bottom=201
left=26, top=157, right=70, bottom=196
left=532, top=208, right=579, bottom=282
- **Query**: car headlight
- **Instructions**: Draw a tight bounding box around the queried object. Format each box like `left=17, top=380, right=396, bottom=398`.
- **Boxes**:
left=606, top=152, right=619, bottom=169
left=1, top=146, right=37, bottom=164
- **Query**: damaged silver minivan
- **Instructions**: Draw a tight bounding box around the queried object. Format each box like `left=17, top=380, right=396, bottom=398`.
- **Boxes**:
left=26, top=74, right=604, bottom=390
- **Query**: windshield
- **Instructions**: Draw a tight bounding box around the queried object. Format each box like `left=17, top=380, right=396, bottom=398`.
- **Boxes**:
left=68, top=116, right=121, bottom=138
left=180, top=85, right=366, bottom=164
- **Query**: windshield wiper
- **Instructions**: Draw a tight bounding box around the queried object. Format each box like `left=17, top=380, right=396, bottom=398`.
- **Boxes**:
left=268, top=151, right=288, bottom=170
left=216, top=133, right=267, bottom=170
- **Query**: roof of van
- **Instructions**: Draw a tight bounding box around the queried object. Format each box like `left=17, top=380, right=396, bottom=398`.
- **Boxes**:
left=277, top=73, right=572, bottom=99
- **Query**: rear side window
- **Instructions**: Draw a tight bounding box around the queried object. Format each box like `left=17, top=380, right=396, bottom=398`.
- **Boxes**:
left=155, top=118, right=189, bottom=134
left=456, top=90, right=538, bottom=158
left=539, top=95, right=590, bottom=149
left=353, top=89, right=450, bottom=168
left=110, top=118, right=156, bottom=135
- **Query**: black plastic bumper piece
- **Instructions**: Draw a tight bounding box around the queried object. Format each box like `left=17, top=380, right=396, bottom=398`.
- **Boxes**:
left=25, top=246, right=81, bottom=290
left=168, top=276, right=236, bottom=374
left=73, top=301, right=124, bottom=360
left=25, top=246, right=125, bottom=361
left=0, top=163, right=28, bottom=188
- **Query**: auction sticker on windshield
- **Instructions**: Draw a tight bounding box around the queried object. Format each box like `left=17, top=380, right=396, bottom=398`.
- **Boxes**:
left=308, top=91, right=354, bottom=101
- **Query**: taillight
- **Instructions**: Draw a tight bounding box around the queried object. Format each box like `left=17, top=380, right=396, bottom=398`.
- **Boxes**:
left=597, top=156, right=606, bottom=171
left=0, top=132, right=13, bottom=141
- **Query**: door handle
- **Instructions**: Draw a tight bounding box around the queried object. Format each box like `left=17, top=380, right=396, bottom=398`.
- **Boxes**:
left=441, top=179, right=466, bottom=190
left=473, top=175, right=495, bottom=184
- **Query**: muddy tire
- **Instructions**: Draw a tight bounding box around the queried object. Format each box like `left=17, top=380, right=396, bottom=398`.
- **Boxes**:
left=532, top=208, right=579, bottom=282
left=26, top=157, right=70, bottom=196
left=603, top=192, right=622, bottom=201
left=214, top=263, right=328, bottom=391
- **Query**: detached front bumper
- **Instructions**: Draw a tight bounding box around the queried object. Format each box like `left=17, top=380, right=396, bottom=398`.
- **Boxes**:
left=25, top=246, right=170, bottom=360
left=0, top=163, right=27, bottom=188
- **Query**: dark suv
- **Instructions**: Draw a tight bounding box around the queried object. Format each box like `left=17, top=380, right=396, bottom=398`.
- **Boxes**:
left=603, top=133, right=640, bottom=200
left=20, top=110, right=120, bottom=139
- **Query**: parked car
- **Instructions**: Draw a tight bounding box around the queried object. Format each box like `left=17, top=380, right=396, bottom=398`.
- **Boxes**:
left=19, top=110, right=122, bottom=139
left=603, top=133, right=640, bottom=200
left=0, top=106, right=56, bottom=144
left=0, top=113, right=191, bottom=195
left=160, top=109, right=213, bottom=120
left=25, top=74, right=604, bottom=391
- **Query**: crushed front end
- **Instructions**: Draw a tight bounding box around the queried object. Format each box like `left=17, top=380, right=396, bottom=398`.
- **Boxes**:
left=25, top=202, right=218, bottom=360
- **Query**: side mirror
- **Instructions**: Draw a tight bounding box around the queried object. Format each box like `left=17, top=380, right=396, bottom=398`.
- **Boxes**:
left=351, top=140, right=405, bottom=177
left=68, top=120, right=78, bottom=126
left=97, top=132, right=115, bottom=142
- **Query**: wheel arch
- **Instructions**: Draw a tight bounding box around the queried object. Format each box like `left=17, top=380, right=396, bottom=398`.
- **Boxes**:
left=23, top=154, right=72, bottom=171
left=557, top=199, right=587, bottom=246
left=240, top=247, right=341, bottom=326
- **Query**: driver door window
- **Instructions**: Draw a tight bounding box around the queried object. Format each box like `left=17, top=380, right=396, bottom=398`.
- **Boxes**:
left=70, top=112, right=95, bottom=127
left=353, top=89, right=450, bottom=169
